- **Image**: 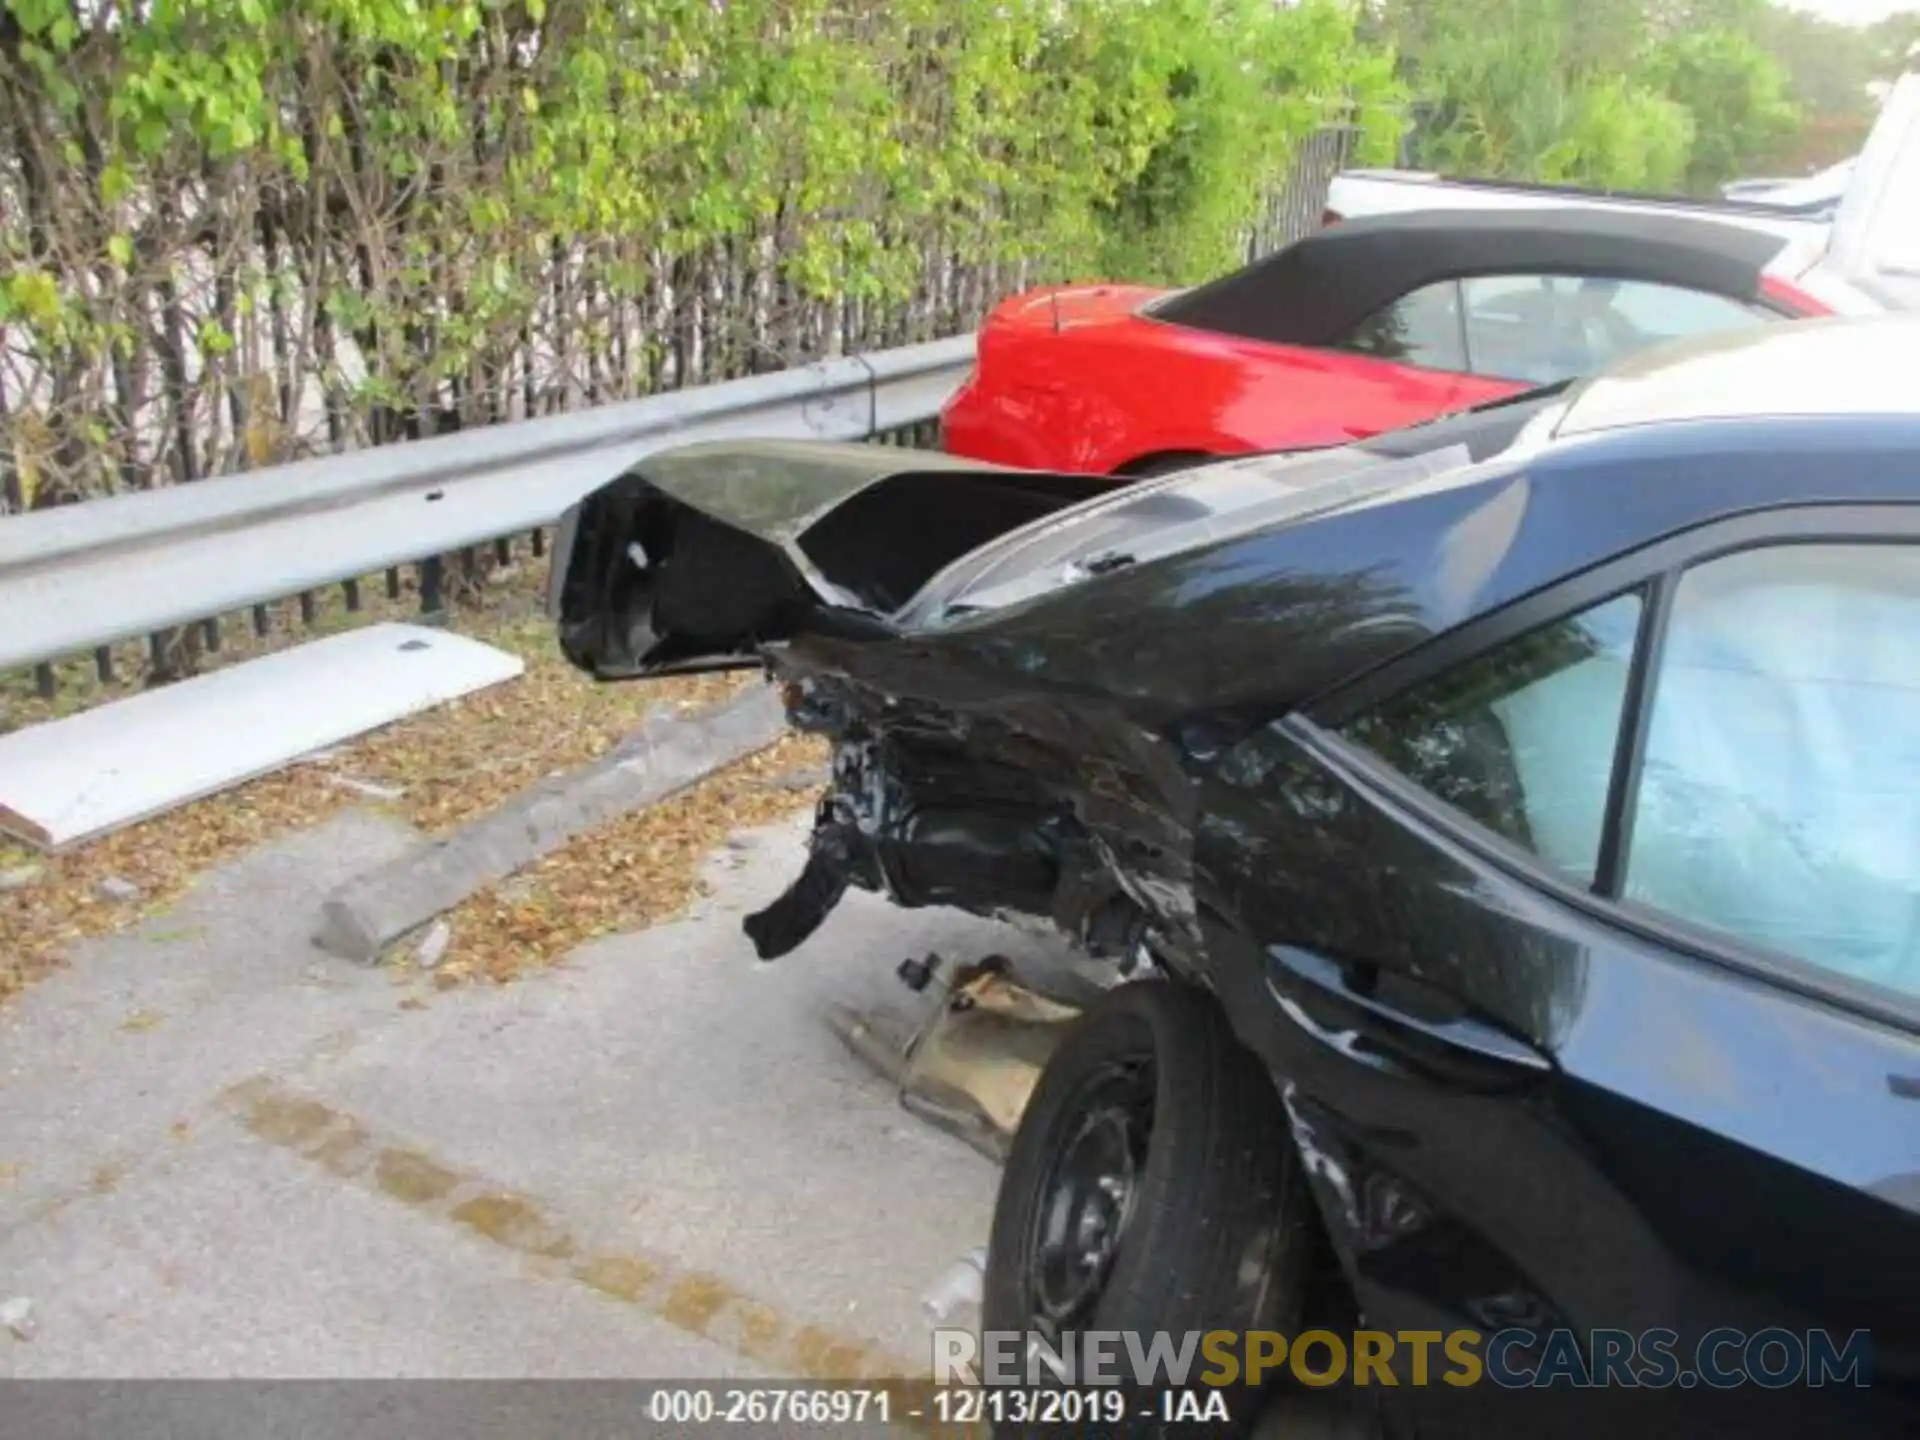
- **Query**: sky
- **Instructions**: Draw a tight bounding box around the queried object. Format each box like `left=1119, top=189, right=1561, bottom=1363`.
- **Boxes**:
left=1781, top=0, right=1916, bottom=25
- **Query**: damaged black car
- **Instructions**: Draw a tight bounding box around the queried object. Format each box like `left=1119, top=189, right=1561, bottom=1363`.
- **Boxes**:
left=549, top=315, right=1920, bottom=1439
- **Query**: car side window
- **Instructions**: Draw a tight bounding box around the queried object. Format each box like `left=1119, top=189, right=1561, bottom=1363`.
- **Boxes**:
left=1622, top=544, right=1920, bottom=1000
left=1342, top=280, right=1467, bottom=372
left=1340, top=592, right=1644, bottom=885
left=1461, top=275, right=1770, bottom=385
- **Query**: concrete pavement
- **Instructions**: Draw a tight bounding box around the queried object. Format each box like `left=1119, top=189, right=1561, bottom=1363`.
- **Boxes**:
left=0, top=805, right=1082, bottom=1383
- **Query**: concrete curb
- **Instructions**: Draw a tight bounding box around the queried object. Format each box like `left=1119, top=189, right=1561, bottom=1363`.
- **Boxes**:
left=312, top=681, right=790, bottom=963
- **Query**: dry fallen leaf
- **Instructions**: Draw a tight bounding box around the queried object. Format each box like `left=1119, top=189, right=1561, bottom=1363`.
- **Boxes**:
left=424, top=731, right=831, bottom=988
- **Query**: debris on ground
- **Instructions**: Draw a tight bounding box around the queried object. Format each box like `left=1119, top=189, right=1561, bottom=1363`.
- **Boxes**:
left=496, top=876, right=538, bottom=904
left=827, top=960, right=1078, bottom=1161
left=0, top=594, right=761, bottom=1008
left=0, top=864, right=40, bottom=890
left=767, top=764, right=830, bottom=793
left=95, top=875, right=141, bottom=903
left=0, top=624, right=522, bottom=854
left=921, top=1247, right=987, bottom=1319
left=327, top=775, right=407, bottom=801
left=414, top=920, right=452, bottom=970
left=0, top=1297, right=36, bottom=1341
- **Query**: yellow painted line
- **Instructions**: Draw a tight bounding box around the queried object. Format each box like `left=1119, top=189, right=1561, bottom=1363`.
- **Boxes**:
left=219, top=1076, right=982, bottom=1436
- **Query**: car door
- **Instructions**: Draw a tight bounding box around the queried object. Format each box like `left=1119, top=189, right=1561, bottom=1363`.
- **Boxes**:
left=1189, top=511, right=1920, bottom=1438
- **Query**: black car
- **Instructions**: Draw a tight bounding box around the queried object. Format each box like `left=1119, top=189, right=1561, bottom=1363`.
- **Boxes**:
left=549, top=315, right=1920, bottom=1438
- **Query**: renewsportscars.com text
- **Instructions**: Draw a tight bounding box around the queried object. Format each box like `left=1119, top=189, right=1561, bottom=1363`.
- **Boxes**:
left=933, top=1327, right=1874, bottom=1390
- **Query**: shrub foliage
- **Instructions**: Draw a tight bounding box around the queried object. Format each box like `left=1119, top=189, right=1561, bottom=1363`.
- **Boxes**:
left=0, top=0, right=1393, bottom=505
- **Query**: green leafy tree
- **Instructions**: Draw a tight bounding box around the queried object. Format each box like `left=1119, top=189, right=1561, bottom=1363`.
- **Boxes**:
left=1381, top=0, right=1691, bottom=189
left=1644, top=27, right=1800, bottom=193
left=1377, top=0, right=1824, bottom=194
left=1868, top=11, right=1920, bottom=84
left=1753, top=6, right=1879, bottom=128
left=1553, top=76, right=1695, bottom=190
left=1092, top=0, right=1404, bottom=281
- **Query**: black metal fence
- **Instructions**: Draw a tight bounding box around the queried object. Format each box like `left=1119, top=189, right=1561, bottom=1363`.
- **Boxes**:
left=1246, top=124, right=1361, bottom=261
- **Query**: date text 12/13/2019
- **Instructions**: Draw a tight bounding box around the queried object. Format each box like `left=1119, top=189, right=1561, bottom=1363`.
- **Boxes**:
left=928, top=1383, right=1233, bottom=1427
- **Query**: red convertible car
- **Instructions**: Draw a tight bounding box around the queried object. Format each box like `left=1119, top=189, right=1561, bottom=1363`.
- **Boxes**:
left=939, top=208, right=1848, bottom=476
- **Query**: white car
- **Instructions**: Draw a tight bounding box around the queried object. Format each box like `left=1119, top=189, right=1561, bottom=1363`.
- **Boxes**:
left=1721, top=157, right=1856, bottom=216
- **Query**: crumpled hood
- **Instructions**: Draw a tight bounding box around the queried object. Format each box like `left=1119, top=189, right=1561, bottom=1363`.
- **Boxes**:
left=547, top=438, right=1112, bottom=677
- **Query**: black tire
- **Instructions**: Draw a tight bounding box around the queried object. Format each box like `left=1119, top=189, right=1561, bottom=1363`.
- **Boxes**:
left=982, top=979, right=1315, bottom=1435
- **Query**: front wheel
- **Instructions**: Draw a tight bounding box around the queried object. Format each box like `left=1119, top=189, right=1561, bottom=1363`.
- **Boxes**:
left=981, top=979, right=1315, bottom=1433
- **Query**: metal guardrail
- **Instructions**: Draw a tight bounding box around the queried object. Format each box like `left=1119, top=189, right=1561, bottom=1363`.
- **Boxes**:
left=0, top=335, right=975, bottom=690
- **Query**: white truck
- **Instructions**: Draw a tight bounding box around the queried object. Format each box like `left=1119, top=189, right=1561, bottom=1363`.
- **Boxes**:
left=1720, top=156, right=1855, bottom=215
left=1325, top=73, right=1920, bottom=312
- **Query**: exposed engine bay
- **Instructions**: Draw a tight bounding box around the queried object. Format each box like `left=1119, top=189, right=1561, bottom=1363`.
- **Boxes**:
left=742, top=672, right=1176, bottom=981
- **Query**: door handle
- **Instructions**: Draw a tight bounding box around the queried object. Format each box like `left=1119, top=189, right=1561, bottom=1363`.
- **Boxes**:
left=1267, top=945, right=1553, bottom=1077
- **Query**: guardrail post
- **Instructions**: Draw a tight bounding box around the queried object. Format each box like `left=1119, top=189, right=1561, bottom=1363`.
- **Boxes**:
left=34, top=663, right=54, bottom=700
left=385, top=567, right=402, bottom=601
left=252, top=604, right=271, bottom=637
left=94, top=647, right=113, bottom=684
left=531, top=528, right=545, bottom=558
left=343, top=578, right=362, bottom=613
left=298, top=591, right=317, bottom=626
left=419, top=556, right=445, bottom=619
left=148, top=629, right=175, bottom=684
left=201, top=617, right=221, bottom=653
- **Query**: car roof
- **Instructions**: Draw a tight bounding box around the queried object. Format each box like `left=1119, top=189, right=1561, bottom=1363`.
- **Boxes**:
left=1149, top=207, right=1789, bottom=350
left=1548, top=311, right=1920, bottom=439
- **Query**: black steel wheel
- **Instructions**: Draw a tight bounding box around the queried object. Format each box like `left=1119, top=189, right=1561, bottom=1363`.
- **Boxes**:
left=1026, top=1056, right=1154, bottom=1345
left=982, top=979, right=1316, bottom=1435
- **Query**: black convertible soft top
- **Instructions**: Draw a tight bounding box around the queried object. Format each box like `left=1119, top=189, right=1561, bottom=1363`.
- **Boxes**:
left=1150, top=207, right=1791, bottom=348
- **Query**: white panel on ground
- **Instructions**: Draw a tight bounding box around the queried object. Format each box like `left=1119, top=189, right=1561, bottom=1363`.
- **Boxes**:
left=0, top=623, right=525, bottom=852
